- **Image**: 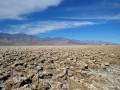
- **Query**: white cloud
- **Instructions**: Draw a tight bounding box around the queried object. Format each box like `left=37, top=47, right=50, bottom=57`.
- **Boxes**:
left=0, top=0, right=62, bottom=19
left=57, top=14, right=120, bottom=20
left=4, top=21, right=96, bottom=35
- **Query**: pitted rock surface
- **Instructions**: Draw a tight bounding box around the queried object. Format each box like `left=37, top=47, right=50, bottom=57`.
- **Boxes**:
left=0, top=46, right=120, bottom=90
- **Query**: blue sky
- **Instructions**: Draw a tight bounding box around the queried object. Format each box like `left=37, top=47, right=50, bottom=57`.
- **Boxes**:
left=0, top=0, right=120, bottom=43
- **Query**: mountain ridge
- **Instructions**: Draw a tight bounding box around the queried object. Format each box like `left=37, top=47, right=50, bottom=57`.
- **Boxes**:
left=0, top=33, right=117, bottom=45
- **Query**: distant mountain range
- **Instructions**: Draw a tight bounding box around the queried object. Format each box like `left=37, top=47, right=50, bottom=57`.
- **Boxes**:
left=0, top=33, right=117, bottom=45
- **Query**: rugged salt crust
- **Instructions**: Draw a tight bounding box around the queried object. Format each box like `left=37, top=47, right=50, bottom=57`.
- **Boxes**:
left=0, top=46, right=120, bottom=90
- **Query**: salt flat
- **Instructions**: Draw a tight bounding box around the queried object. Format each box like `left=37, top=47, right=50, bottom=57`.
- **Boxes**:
left=0, top=45, right=120, bottom=90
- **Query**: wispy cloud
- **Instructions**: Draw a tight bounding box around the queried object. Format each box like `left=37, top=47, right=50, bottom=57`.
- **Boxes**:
left=2, top=21, right=96, bottom=35
left=57, top=14, right=120, bottom=20
left=0, top=0, right=62, bottom=19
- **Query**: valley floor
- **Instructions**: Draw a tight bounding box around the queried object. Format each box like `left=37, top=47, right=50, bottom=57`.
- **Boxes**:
left=0, top=45, right=120, bottom=90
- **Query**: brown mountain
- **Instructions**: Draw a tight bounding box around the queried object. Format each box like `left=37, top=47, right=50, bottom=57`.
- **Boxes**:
left=0, top=33, right=116, bottom=45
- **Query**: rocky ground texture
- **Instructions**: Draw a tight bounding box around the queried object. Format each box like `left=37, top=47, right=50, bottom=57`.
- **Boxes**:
left=0, top=46, right=120, bottom=90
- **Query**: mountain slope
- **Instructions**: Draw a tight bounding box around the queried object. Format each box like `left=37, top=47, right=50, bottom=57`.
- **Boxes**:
left=0, top=33, right=116, bottom=45
left=0, top=33, right=40, bottom=45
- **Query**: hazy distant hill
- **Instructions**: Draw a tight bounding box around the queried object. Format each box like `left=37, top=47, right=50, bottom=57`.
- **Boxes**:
left=0, top=33, right=40, bottom=45
left=0, top=33, right=116, bottom=45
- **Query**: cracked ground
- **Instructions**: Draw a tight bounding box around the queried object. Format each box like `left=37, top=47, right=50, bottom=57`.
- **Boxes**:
left=0, top=46, right=120, bottom=90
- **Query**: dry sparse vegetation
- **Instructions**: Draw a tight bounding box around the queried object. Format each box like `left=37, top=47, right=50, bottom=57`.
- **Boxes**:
left=0, top=45, right=120, bottom=90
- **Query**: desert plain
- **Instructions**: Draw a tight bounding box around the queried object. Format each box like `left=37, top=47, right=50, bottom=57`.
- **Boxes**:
left=0, top=45, right=120, bottom=90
